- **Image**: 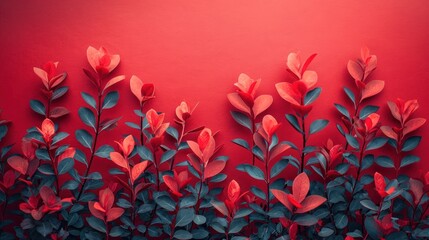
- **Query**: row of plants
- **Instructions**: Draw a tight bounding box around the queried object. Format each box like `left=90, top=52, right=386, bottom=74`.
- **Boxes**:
left=0, top=46, right=427, bottom=239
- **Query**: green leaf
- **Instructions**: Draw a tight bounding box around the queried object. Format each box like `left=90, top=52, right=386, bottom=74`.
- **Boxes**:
left=166, top=126, right=179, bottom=141
left=361, top=154, right=374, bottom=171
left=58, top=158, right=74, bottom=175
left=36, top=222, right=53, bottom=237
left=179, top=195, right=197, bottom=208
left=193, top=215, right=206, bottom=225
left=38, top=164, right=55, bottom=175
left=174, top=230, right=193, bottom=240
left=81, top=92, right=96, bottom=109
left=175, top=208, right=195, bottom=227
left=228, top=218, right=248, bottom=234
left=293, top=214, right=318, bottom=226
left=344, top=87, right=356, bottom=106
left=366, top=137, right=387, bottom=151
left=334, top=103, right=350, bottom=120
left=360, top=199, right=378, bottom=211
left=400, top=155, right=420, bottom=168
left=402, top=136, right=421, bottom=152
left=359, top=105, right=379, bottom=119
left=318, top=227, right=334, bottom=237
left=86, top=216, right=106, bottom=233
left=160, top=150, right=176, bottom=164
left=232, top=138, right=250, bottom=150
left=52, top=86, right=68, bottom=101
left=375, top=156, right=395, bottom=168
left=191, top=229, right=209, bottom=239
left=346, top=134, right=359, bottom=149
left=334, top=213, right=348, bottom=229
left=230, top=111, right=252, bottom=132
left=95, top=145, right=114, bottom=158
left=52, top=132, right=69, bottom=145
left=75, top=129, right=93, bottom=149
left=155, top=195, right=176, bottom=211
left=102, top=91, right=119, bottom=109
left=136, top=145, right=154, bottom=161
left=270, top=159, right=288, bottom=178
left=285, top=114, right=303, bottom=133
left=309, top=119, right=329, bottom=134
left=78, top=107, right=96, bottom=131
left=30, top=99, right=46, bottom=116
left=109, top=226, right=126, bottom=237
left=304, top=87, right=321, bottom=105
left=234, top=208, right=253, bottom=219
left=236, top=164, right=265, bottom=181
left=250, top=186, right=266, bottom=200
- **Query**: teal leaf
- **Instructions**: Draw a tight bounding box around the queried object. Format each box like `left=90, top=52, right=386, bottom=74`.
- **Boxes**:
left=175, top=208, right=195, bottom=227
left=359, top=105, right=379, bottom=120
left=78, top=107, right=96, bottom=131
left=366, top=137, right=387, bottom=151
left=375, top=156, right=395, bottom=168
left=304, top=87, right=321, bottom=105
left=285, top=114, right=303, bottom=133
left=58, top=158, right=74, bottom=175
left=237, top=164, right=265, bottom=181
left=30, top=99, right=45, bottom=116
left=402, top=136, right=421, bottom=152
left=309, top=119, right=329, bottom=134
left=231, top=111, right=252, bottom=132
left=102, top=91, right=119, bottom=109
left=75, top=129, right=93, bottom=149
left=400, top=155, right=420, bottom=168
left=81, top=92, right=96, bottom=109
left=334, top=103, right=350, bottom=120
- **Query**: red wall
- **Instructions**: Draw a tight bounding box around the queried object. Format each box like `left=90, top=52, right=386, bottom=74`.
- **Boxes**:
left=1, top=1, right=428, bottom=182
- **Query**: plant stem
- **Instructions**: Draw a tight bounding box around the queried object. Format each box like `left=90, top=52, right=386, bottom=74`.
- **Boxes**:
left=251, top=112, right=256, bottom=166
left=346, top=138, right=366, bottom=213
left=300, top=115, right=306, bottom=173
left=265, top=144, right=271, bottom=216
left=46, top=144, right=60, bottom=196
left=140, top=103, right=146, bottom=146
left=77, top=92, right=102, bottom=201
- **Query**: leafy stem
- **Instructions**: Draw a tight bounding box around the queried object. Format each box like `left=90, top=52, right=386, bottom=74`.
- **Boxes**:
left=77, top=91, right=103, bottom=201
left=300, top=114, right=307, bottom=173
left=346, top=138, right=367, bottom=213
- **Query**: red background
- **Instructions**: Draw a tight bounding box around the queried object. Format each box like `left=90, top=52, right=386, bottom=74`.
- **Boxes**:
left=1, top=1, right=428, bottom=183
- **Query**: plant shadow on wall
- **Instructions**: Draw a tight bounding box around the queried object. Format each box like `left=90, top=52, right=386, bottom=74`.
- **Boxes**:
left=0, top=46, right=427, bottom=240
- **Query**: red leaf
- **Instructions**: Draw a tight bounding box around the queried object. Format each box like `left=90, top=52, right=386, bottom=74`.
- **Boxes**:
left=99, top=188, right=114, bottom=211
left=403, top=118, right=426, bottom=136
left=39, top=186, right=56, bottom=205
left=109, top=152, right=129, bottom=171
left=106, top=207, right=124, bottom=222
left=292, top=172, right=310, bottom=203
left=130, top=75, right=143, bottom=102
left=387, top=101, right=401, bottom=122
left=131, top=161, right=148, bottom=184
left=252, top=95, right=273, bottom=118
left=347, top=60, right=363, bottom=82
left=204, top=160, right=226, bottom=180
left=361, top=80, right=384, bottom=101
left=7, top=156, right=28, bottom=175
left=275, top=82, right=300, bottom=106
left=103, top=75, right=125, bottom=93
left=163, top=174, right=180, bottom=196
left=50, top=107, right=70, bottom=118
left=287, top=194, right=303, bottom=208
left=301, top=70, right=317, bottom=89
left=120, top=135, right=135, bottom=157
left=2, top=170, right=16, bottom=189
left=289, top=223, right=298, bottom=240
left=270, top=142, right=290, bottom=161
left=380, top=126, right=398, bottom=140
left=227, top=93, right=251, bottom=115
left=202, top=136, right=215, bottom=164
left=301, top=53, right=317, bottom=74
left=89, top=201, right=104, bottom=220
left=262, top=115, right=280, bottom=140
left=187, top=141, right=202, bottom=160
left=33, top=67, right=49, bottom=89
left=228, top=180, right=240, bottom=203
left=187, top=153, right=202, bottom=174
left=271, top=189, right=293, bottom=212
left=211, top=201, right=229, bottom=216
left=374, top=172, right=386, bottom=197
left=50, top=73, right=67, bottom=89
left=295, top=195, right=326, bottom=213
left=57, top=147, right=75, bottom=164
left=287, top=52, right=301, bottom=78
left=409, top=178, right=424, bottom=205
left=198, top=128, right=212, bottom=151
